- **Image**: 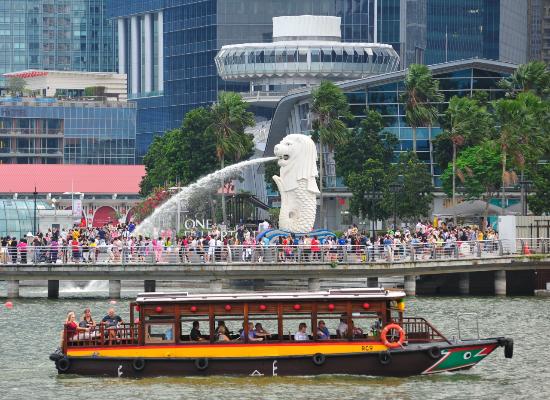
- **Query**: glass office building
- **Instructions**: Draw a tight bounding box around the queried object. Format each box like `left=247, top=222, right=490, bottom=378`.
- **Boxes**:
left=0, top=0, right=115, bottom=89
left=107, top=0, right=406, bottom=160
left=0, top=98, right=136, bottom=164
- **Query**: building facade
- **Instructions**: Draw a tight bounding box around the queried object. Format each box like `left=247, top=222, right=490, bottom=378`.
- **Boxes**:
left=265, top=58, right=517, bottom=229
left=0, top=98, right=136, bottom=164
left=0, top=0, right=115, bottom=89
left=107, top=0, right=528, bottom=161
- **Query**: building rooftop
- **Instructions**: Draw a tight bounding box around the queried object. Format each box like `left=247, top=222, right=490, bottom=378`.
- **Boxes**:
left=0, top=164, right=145, bottom=195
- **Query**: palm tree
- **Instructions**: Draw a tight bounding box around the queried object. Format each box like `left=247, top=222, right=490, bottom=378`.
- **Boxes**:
left=445, top=96, right=493, bottom=208
left=493, top=92, right=542, bottom=209
left=498, top=61, right=550, bottom=98
left=401, top=64, right=443, bottom=153
left=311, top=81, right=351, bottom=228
left=207, top=92, right=255, bottom=225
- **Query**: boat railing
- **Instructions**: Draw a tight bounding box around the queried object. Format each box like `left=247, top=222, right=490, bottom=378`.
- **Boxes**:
left=402, top=317, right=451, bottom=344
left=64, top=323, right=140, bottom=350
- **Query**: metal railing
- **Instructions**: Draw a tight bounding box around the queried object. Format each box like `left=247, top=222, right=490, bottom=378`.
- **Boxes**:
left=517, top=238, right=550, bottom=255
left=402, top=317, right=450, bottom=343
left=64, top=322, right=139, bottom=350
left=0, top=240, right=509, bottom=265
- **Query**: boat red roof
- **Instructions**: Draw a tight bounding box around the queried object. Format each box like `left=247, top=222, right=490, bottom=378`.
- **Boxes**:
left=0, top=164, right=145, bottom=194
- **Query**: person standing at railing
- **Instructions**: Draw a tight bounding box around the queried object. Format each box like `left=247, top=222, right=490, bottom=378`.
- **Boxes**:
left=9, top=237, right=17, bottom=264
left=17, top=238, right=27, bottom=264
left=311, top=236, right=320, bottom=261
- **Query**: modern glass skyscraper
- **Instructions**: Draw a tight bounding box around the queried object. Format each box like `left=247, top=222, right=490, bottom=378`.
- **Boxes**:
left=107, top=0, right=528, bottom=161
left=0, top=0, right=115, bottom=88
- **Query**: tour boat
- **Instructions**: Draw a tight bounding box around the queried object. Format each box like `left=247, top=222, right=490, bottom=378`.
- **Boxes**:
left=50, top=288, right=513, bottom=377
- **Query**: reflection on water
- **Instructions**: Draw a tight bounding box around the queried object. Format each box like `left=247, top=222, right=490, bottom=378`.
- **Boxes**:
left=0, top=290, right=548, bottom=400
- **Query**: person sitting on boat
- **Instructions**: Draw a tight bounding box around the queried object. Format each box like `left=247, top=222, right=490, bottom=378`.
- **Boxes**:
left=61, top=311, right=90, bottom=346
left=239, top=322, right=263, bottom=341
left=190, top=321, right=206, bottom=341
left=215, top=325, right=231, bottom=342
left=294, top=323, right=309, bottom=341
left=78, top=308, right=97, bottom=339
left=349, top=320, right=364, bottom=338
left=254, top=323, right=270, bottom=339
left=336, top=315, right=348, bottom=338
left=317, top=320, right=330, bottom=340
left=101, top=308, right=123, bottom=343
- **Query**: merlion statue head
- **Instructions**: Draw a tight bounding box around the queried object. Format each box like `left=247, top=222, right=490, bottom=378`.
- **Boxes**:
left=274, top=134, right=319, bottom=193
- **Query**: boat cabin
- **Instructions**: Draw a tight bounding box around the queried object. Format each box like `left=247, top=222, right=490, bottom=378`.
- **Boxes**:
left=63, top=288, right=448, bottom=351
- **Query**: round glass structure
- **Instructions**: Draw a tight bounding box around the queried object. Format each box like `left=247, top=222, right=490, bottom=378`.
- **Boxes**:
left=0, top=199, right=53, bottom=239
left=215, top=42, right=400, bottom=83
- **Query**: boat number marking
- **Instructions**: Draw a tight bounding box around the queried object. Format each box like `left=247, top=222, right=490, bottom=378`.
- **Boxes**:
left=272, top=360, right=278, bottom=376
left=117, top=365, right=123, bottom=377
left=463, top=352, right=472, bottom=360
left=250, top=370, right=264, bottom=377
left=361, top=345, right=374, bottom=351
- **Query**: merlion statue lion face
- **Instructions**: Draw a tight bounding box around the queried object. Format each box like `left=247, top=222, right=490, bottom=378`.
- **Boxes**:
left=274, top=134, right=319, bottom=193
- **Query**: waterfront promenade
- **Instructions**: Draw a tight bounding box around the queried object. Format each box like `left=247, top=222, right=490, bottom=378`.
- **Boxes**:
left=2, top=239, right=549, bottom=298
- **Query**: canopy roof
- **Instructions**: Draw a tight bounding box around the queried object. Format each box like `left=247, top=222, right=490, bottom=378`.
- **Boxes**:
left=0, top=164, right=145, bottom=195
left=436, top=200, right=503, bottom=217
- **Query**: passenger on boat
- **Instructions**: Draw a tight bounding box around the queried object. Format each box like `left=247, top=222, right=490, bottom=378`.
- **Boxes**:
left=317, top=320, right=330, bottom=340
left=78, top=308, right=97, bottom=339
left=254, top=323, right=270, bottom=339
left=190, top=321, right=206, bottom=341
left=294, top=323, right=309, bottom=341
left=101, top=308, right=123, bottom=343
left=336, top=315, right=348, bottom=338
left=349, top=320, right=364, bottom=338
left=61, top=311, right=90, bottom=346
left=215, top=325, right=231, bottom=342
left=240, top=322, right=264, bottom=341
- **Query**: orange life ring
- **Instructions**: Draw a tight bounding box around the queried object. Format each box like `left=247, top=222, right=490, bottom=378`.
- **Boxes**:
left=380, top=323, right=405, bottom=349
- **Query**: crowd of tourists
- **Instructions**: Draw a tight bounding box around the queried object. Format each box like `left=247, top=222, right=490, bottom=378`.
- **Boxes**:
left=0, top=219, right=499, bottom=265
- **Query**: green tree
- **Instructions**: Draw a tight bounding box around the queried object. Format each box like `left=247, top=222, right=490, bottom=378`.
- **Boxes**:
left=395, top=152, right=434, bottom=220
left=434, top=96, right=494, bottom=207
left=346, top=159, right=393, bottom=224
left=529, top=164, right=550, bottom=215
left=400, top=64, right=444, bottom=153
left=140, top=107, right=217, bottom=196
left=206, top=91, right=255, bottom=224
left=498, top=61, right=550, bottom=98
left=7, top=76, right=26, bottom=96
left=441, top=141, right=502, bottom=222
left=493, top=92, right=544, bottom=208
left=334, top=109, right=398, bottom=182
left=311, top=81, right=351, bottom=228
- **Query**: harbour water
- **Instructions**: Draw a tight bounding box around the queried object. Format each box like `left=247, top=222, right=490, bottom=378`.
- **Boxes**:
left=0, top=284, right=549, bottom=400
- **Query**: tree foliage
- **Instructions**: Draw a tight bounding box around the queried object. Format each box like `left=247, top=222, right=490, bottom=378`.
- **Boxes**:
left=529, top=164, right=550, bottom=215
left=498, top=61, right=550, bottom=99
left=434, top=95, right=494, bottom=170
left=311, top=81, right=351, bottom=227
left=139, top=107, right=217, bottom=196
left=395, top=152, right=434, bottom=220
left=400, top=64, right=444, bottom=152
left=441, top=141, right=502, bottom=202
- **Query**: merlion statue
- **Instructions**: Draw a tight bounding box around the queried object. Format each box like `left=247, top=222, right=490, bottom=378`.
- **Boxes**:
left=273, top=134, right=319, bottom=232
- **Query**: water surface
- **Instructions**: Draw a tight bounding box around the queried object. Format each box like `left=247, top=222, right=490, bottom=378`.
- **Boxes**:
left=0, top=287, right=547, bottom=400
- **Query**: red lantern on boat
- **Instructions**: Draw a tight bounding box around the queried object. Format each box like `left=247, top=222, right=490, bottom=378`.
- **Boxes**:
left=135, top=305, right=140, bottom=312
left=293, top=304, right=301, bottom=311
left=362, top=303, right=370, bottom=309
left=225, top=304, right=232, bottom=311
left=190, top=306, right=197, bottom=312
left=328, top=303, right=335, bottom=311
left=155, top=306, right=162, bottom=313
left=259, top=304, right=267, bottom=311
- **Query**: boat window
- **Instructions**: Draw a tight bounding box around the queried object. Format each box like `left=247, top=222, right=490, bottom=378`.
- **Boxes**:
left=180, top=315, right=209, bottom=342
left=145, top=322, right=175, bottom=344
left=213, top=314, right=244, bottom=342
left=245, top=314, right=278, bottom=341
left=315, top=313, right=346, bottom=340
left=347, top=312, right=382, bottom=340
left=282, top=313, right=313, bottom=341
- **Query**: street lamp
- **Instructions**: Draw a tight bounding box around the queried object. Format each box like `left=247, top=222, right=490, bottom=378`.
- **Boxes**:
left=33, top=186, right=37, bottom=235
